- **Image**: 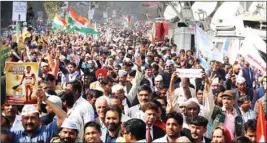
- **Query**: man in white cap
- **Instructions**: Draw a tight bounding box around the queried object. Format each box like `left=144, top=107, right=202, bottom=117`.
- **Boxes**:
left=11, top=89, right=67, bottom=142
left=154, top=75, right=163, bottom=92
left=111, top=84, right=131, bottom=115
left=50, top=118, right=79, bottom=143
left=118, top=69, right=128, bottom=88
left=236, top=76, right=254, bottom=103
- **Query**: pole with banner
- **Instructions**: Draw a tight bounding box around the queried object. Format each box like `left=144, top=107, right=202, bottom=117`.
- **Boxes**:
left=12, top=2, right=27, bottom=43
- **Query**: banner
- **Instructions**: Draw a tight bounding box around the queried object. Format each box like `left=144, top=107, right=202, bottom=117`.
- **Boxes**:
left=194, top=24, right=214, bottom=58
left=5, top=62, right=39, bottom=105
left=0, top=45, right=10, bottom=75
left=221, top=39, right=240, bottom=65
left=239, top=35, right=266, bottom=73
left=176, top=69, right=202, bottom=78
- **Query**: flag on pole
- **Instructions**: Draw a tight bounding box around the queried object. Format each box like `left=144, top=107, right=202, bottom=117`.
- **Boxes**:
left=256, top=100, right=267, bottom=142
left=52, top=14, right=68, bottom=31
left=67, top=7, right=99, bottom=35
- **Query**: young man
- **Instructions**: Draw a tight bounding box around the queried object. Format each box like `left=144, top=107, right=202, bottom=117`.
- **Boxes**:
left=50, top=118, right=79, bottom=143
left=244, top=119, right=256, bottom=143
left=101, top=105, right=122, bottom=143
left=122, top=118, right=147, bottom=142
left=2, top=104, right=24, bottom=131
left=153, top=112, right=187, bottom=142
left=141, top=102, right=165, bottom=143
left=84, top=121, right=103, bottom=143
left=188, top=115, right=211, bottom=143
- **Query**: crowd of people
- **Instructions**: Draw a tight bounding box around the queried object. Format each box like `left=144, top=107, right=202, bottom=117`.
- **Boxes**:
left=1, top=20, right=266, bottom=143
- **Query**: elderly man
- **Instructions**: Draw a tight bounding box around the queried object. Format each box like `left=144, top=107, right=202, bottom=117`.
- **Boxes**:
left=90, top=68, right=108, bottom=90
left=94, top=96, right=108, bottom=130
left=111, top=84, right=131, bottom=115
left=154, top=75, right=163, bottom=92
left=11, top=88, right=67, bottom=142
left=50, top=118, right=79, bottom=143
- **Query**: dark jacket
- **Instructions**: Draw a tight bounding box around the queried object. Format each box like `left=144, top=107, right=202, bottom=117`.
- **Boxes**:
left=152, top=125, right=165, bottom=141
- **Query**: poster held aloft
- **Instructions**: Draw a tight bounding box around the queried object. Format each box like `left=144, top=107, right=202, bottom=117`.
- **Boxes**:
left=5, top=62, right=39, bottom=105
left=176, top=69, right=202, bottom=78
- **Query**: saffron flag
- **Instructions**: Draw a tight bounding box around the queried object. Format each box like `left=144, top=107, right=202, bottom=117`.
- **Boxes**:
left=256, top=100, right=267, bottom=142
left=52, top=14, right=67, bottom=31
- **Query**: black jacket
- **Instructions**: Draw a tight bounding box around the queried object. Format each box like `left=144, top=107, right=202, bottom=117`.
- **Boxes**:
left=152, top=125, right=165, bottom=141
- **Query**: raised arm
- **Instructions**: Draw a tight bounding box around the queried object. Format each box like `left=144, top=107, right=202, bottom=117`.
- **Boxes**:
left=126, top=59, right=143, bottom=104
left=168, top=72, right=178, bottom=95
left=36, top=88, right=67, bottom=128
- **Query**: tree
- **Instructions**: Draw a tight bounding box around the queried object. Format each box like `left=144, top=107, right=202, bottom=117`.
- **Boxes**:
left=43, top=2, right=64, bottom=22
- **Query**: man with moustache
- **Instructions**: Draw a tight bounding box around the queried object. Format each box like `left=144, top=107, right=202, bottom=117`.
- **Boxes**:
left=101, top=105, right=122, bottom=143
left=90, top=68, right=108, bottom=90
left=50, top=118, right=79, bottom=143
left=11, top=88, right=67, bottom=142
left=94, top=96, right=108, bottom=129
left=188, top=115, right=211, bottom=143
left=127, top=85, right=152, bottom=119
left=153, top=112, right=187, bottom=142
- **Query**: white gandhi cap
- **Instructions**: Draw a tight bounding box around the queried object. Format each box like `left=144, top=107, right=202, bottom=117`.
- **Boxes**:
left=21, top=105, right=39, bottom=116
left=61, top=118, right=79, bottom=132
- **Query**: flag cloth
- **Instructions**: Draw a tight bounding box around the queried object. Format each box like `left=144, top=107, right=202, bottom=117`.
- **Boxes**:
left=256, top=100, right=267, bottom=142
left=52, top=14, right=67, bottom=31
left=126, top=16, right=131, bottom=24
left=68, top=7, right=100, bottom=35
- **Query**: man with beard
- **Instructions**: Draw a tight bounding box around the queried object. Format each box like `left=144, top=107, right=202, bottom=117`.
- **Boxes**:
left=90, top=68, right=108, bottom=90
left=65, top=80, right=95, bottom=142
left=12, top=89, right=67, bottom=142
left=127, top=85, right=152, bottom=119
left=101, top=105, right=122, bottom=143
left=188, top=115, right=211, bottom=143
left=153, top=112, right=187, bottom=142
left=50, top=118, right=79, bottom=143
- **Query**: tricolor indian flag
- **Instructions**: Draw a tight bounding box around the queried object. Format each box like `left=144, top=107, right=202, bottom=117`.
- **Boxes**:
left=125, top=15, right=131, bottom=24
left=52, top=14, right=67, bottom=31
left=67, top=7, right=99, bottom=35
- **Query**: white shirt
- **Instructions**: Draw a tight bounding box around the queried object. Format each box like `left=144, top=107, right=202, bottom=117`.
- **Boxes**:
left=146, top=125, right=154, bottom=140
left=10, top=115, right=24, bottom=132
left=67, top=96, right=94, bottom=142
left=153, top=135, right=168, bottom=142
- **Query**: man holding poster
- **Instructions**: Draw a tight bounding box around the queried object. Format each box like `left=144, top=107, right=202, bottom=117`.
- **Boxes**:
left=5, top=62, right=38, bottom=104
